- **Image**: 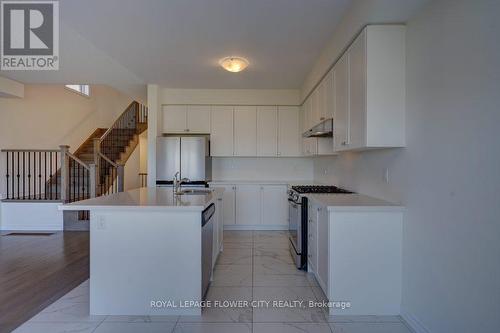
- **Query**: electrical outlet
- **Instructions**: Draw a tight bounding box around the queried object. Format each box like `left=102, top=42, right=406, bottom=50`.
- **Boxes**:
left=97, top=216, right=106, bottom=230
left=384, top=168, right=389, bottom=184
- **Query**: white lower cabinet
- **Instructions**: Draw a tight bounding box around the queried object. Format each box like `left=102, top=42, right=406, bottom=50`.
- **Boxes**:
left=220, top=185, right=236, bottom=226
left=261, top=185, right=287, bottom=226
left=213, top=195, right=224, bottom=268
left=210, top=183, right=288, bottom=229
left=307, top=197, right=403, bottom=316
left=235, top=185, right=261, bottom=225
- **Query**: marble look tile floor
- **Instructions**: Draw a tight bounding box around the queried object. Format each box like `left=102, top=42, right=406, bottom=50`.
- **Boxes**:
left=13, top=231, right=412, bottom=333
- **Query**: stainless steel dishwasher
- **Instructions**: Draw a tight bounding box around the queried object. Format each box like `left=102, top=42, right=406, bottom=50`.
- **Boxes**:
left=201, top=203, right=215, bottom=299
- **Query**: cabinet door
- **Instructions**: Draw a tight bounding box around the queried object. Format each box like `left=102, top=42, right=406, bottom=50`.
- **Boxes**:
left=317, top=79, right=327, bottom=122
left=211, top=106, right=234, bottom=156
left=235, top=185, right=261, bottom=225
left=187, top=105, right=211, bottom=133
left=324, top=70, right=334, bottom=120
left=308, top=201, right=318, bottom=272
left=310, top=89, right=319, bottom=127
left=220, top=185, right=235, bottom=226
left=278, top=106, right=301, bottom=156
left=257, top=106, right=278, bottom=156
left=316, top=205, right=329, bottom=292
left=234, top=106, right=257, bottom=156
left=348, top=30, right=367, bottom=149
left=261, top=185, right=287, bottom=225
left=162, top=105, right=187, bottom=133
left=334, top=53, right=349, bottom=151
left=304, top=97, right=311, bottom=131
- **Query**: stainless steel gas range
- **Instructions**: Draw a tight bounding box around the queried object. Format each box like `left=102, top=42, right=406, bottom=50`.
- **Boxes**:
left=288, top=185, right=353, bottom=270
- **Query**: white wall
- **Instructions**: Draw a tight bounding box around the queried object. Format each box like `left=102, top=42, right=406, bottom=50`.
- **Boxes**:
left=0, top=76, right=24, bottom=98
left=0, top=84, right=135, bottom=228
left=161, top=88, right=300, bottom=106
left=313, top=0, right=500, bottom=332
left=213, top=157, right=313, bottom=181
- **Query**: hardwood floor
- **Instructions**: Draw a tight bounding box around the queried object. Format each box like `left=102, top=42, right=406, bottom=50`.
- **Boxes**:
left=0, top=231, right=89, bottom=333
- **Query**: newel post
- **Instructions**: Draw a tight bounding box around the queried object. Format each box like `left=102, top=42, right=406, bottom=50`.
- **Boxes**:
left=89, top=163, right=97, bottom=198
left=117, top=164, right=125, bottom=192
left=59, top=145, right=70, bottom=202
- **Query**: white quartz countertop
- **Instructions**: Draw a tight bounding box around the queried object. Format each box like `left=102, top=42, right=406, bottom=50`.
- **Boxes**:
left=59, top=187, right=222, bottom=212
left=307, top=193, right=404, bottom=212
left=209, top=180, right=316, bottom=185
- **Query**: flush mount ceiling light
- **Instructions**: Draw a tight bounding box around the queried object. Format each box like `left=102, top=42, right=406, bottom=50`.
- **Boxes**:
left=219, top=57, right=249, bottom=73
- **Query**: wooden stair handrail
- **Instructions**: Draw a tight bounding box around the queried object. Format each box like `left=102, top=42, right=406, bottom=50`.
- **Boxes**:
left=99, top=101, right=140, bottom=143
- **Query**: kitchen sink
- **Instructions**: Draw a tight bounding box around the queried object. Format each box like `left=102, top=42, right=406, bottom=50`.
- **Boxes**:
left=175, top=188, right=212, bottom=195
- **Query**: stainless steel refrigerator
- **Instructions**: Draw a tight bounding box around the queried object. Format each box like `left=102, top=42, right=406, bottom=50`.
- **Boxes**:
left=156, top=136, right=212, bottom=184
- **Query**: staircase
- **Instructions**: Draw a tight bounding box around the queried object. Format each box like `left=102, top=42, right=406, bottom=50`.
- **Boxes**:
left=1, top=101, right=148, bottom=229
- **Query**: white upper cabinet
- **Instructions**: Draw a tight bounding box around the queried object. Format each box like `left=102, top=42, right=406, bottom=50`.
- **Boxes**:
left=257, top=106, right=278, bottom=156
left=333, top=52, right=349, bottom=151
left=211, top=106, right=234, bottom=156
left=278, top=106, right=301, bottom=156
left=261, top=185, right=287, bottom=225
left=162, top=105, right=187, bottom=133
left=186, top=105, right=211, bottom=133
left=348, top=28, right=367, bottom=150
left=324, top=70, right=334, bottom=120
left=335, top=25, right=406, bottom=152
left=162, top=105, right=211, bottom=133
left=234, top=106, right=257, bottom=156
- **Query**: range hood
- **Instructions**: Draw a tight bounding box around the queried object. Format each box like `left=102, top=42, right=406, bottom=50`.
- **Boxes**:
left=302, top=118, right=333, bottom=138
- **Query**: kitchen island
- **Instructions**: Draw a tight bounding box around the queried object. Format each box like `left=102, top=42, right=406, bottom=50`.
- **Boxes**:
left=59, top=187, right=223, bottom=316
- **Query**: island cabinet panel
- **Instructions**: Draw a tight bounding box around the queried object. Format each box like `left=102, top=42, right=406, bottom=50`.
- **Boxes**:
left=234, top=106, right=257, bottom=156
left=210, top=106, right=234, bottom=156
left=235, top=185, right=261, bottom=225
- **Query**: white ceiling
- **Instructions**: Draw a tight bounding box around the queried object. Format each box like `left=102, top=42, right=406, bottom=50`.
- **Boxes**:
left=2, top=0, right=352, bottom=94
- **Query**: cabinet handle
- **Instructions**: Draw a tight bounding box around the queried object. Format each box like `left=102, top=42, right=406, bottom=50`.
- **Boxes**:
left=185, top=129, right=190, bottom=132
left=277, top=152, right=281, bottom=156
left=341, top=141, right=347, bottom=146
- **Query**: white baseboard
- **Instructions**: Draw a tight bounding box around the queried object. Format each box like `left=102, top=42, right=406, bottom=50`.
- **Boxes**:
left=0, top=202, right=63, bottom=231
left=401, top=310, right=431, bottom=333
left=223, top=225, right=288, bottom=231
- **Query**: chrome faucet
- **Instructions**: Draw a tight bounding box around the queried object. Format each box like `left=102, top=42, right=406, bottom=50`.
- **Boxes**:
left=173, top=172, right=190, bottom=193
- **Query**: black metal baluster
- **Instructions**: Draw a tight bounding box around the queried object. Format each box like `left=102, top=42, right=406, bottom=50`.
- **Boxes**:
left=22, top=151, right=25, bottom=199
left=27, top=152, right=31, bottom=199
left=6, top=151, right=10, bottom=199
left=44, top=152, right=47, bottom=200
left=55, top=152, right=58, bottom=200
left=38, top=152, right=41, bottom=200
left=17, top=152, right=20, bottom=199
left=49, top=151, right=53, bottom=200
left=77, top=163, right=80, bottom=201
